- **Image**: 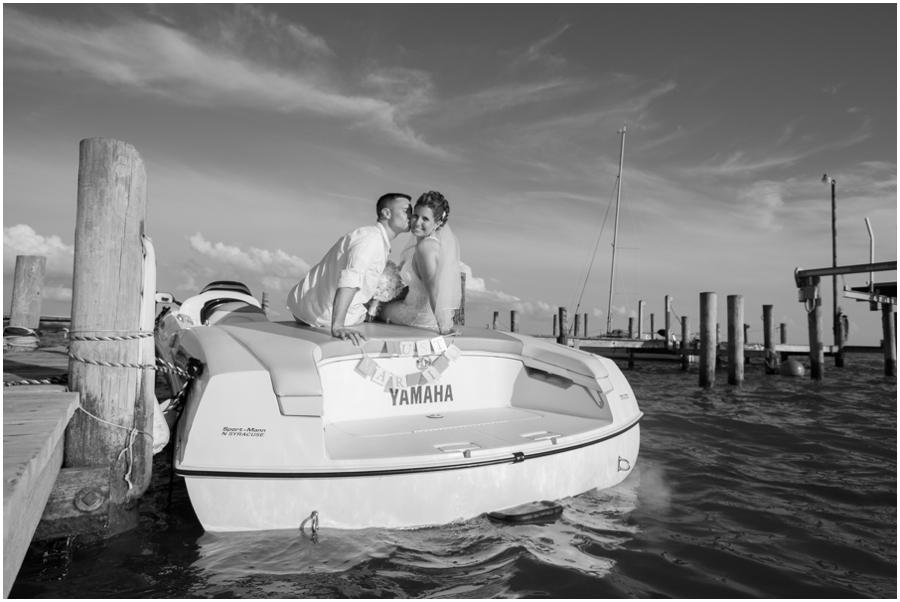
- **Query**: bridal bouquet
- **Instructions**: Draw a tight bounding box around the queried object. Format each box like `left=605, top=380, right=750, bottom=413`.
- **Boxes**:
left=368, top=261, right=407, bottom=318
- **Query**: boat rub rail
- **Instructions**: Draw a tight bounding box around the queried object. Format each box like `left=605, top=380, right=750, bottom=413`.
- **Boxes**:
left=175, top=413, right=641, bottom=479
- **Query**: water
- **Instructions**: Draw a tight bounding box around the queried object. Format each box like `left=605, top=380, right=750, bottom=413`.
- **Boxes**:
left=11, top=355, right=896, bottom=598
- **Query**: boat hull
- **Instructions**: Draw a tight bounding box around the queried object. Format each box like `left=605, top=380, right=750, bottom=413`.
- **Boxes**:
left=183, top=421, right=639, bottom=530
left=163, top=316, right=643, bottom=531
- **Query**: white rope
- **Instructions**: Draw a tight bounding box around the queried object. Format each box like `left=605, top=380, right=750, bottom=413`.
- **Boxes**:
left=76, top=406, right=153, bottom=491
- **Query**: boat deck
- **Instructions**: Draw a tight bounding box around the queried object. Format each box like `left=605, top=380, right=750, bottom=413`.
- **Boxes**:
left=325, top=407, right=613, bottom=461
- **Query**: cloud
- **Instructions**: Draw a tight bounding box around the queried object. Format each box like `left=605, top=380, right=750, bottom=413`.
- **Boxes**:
left=736, top=181, right=786, bottom=230
left=512, top=23, right=571, bottom=69
left=3, top=8, right=448, bottom=157
left=512, top=300, right=558, bottom=317
left=3, top=224, right=74, bottom=276
left=43, top=285, right=73, bottom=302
left=188, top=232, right=310, bottom=292
left=434, top=79, right=590, bottom=125
left=462, top=262, right=520, bottom=303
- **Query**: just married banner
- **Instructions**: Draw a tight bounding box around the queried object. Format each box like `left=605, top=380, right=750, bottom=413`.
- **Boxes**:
left=355, top=336, right=461, bottom=390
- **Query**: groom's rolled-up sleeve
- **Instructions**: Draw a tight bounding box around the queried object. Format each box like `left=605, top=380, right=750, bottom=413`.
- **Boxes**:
left=338, top=232, right=382, bottom=290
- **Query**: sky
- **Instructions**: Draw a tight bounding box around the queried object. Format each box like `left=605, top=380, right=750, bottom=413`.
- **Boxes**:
left=3, top=4, right=897, bottom=346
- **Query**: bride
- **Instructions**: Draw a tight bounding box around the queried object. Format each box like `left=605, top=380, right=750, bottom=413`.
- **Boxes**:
left=380, top=191, right=461, bottom=334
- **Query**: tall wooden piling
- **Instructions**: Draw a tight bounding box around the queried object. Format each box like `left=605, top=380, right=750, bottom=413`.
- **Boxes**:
left=681, top=316, right=690, bottom=371
left=700, top=292, right=716, bottom=388
left=638, top=300, right=644, bottom=340
left=557, top=307, right=568, bottom=345
left=628, top=317, right=635, bottom=339
left=650, top=314, right=655, bottom=340
left=64, top=138, right=153, bottom=537
left=511, top=310, right=519, bottom=333
left=664, top=295, right=671, bottom=349
left=552, top=314, right=558, bottom=337
left=583, top=313, right=589, bottom=338
left=492, top=311, right=499, bottom=330
left=780, top=323, right=787, bottom=344
left=9, top=255, right=47, bottom=332
left=763, top=305, right=777, bottom=374
left=573, top=313, right=581, bottom=338
left=805, top=276, right=824, bottom=380
left=882, top=305, right=896, bottom=377
left=835, top=315, right=845, bottom=368
left=457, top=272, right=466, bottom=326
left=727, top=295, right=744, bottom=386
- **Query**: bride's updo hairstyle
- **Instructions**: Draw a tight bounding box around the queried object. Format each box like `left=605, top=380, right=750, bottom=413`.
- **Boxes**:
left=416, top=191, right=450, bottom=230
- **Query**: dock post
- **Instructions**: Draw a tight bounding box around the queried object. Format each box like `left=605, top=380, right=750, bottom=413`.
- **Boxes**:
left=552, top=314, right=558, bottom=337
left=638, top=300, right=645, bottom=339
left=64, top=138, right=153, bottom=538
left=650, top=314, right=655, bottom=340
left=583, top=313, right=588, bottom=338
left=780, top=323, right=787, bottom=344
left=557, top=307, right=568, bottom=345
left=727, top=295, right=744, bottom=385
left=261, top=291, right=269, bottom=314
left=805, top=276, right=824, bottom=380
left=457, top=272, right=466, bottom=326
left=573, top=313, right=581, bottom=338
left=511, top=310, right=519, bottom=333
left=700, top=292, right=716, bottom=388
left=9, top=255, right=47, bottom=332
left=681, top=316, right=690, bottom=371
left=743, top=323, right=751, bottom=364
left=763, top=305, right=777, bottom=374
left=628, top=317, right=634, bottom=339
left=665, top=295, right=671, bottom=350
left=492, top=311, right=499, bottom=330
left=883, top=304, right=896, bottom=377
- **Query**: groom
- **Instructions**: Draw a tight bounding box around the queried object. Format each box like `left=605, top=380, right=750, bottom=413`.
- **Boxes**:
left=288, top=193, right=412, bottom=345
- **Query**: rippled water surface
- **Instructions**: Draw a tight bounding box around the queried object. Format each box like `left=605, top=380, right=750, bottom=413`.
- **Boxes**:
left=12, top=355, right=896, bottom=598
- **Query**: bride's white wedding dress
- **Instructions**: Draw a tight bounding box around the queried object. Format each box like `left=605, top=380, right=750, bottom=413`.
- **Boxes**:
left=381, top=252, right=439, bottom=330
left=380, top=226, right=460, bottom=334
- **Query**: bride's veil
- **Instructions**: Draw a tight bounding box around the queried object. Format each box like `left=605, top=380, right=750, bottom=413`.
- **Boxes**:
left=432, top=224, right=462, bottom=333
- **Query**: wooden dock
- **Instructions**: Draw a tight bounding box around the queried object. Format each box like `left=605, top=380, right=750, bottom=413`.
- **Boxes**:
left=532, top=335, right=841, bottom=360
left=3, top=348, right=78, bottom=597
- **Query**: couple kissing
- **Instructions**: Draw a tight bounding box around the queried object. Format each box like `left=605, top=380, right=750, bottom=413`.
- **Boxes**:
left=287, top=191, right=461, bottom=345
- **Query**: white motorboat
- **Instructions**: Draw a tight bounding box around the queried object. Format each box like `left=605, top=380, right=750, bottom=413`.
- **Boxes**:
left=156, top=282, right=642, bottom=531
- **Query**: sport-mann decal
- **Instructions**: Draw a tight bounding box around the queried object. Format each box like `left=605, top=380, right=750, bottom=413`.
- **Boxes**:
left=389, top=383, right=454, bottom=406
left=222, top=426, right=267, bottom=438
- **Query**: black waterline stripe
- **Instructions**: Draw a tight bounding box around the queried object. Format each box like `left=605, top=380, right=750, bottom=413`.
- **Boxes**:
left=175, top=415, right=641, bottom=480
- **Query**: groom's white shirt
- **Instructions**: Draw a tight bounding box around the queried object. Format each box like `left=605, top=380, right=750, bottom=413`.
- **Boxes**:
left=288, top=222, right=391, bottom=328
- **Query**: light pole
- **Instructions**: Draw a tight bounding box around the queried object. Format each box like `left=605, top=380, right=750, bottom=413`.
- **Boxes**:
left=822, top=174, right=844, bottom=366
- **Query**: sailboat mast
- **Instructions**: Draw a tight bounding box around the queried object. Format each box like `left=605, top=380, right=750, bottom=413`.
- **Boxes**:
left=606, top=126, right=626, bottom=335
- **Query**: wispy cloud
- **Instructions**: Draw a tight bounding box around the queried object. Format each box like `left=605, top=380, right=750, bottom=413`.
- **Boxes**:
left=489, top=79, right=677, bottom=154
left=3, top=7, right=448, bottom=157
left=511, top=23, right=571, bottom=69
left=433, top=78, right=591, bottom=125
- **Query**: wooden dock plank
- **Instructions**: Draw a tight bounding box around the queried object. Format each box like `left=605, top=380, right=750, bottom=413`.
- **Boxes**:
left=3, top=389, right=79, bottom=597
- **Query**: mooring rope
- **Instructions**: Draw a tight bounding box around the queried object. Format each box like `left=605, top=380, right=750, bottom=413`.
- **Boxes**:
left=6, top=327, right=202, bottom=491
left=67, top=330, right=154, bottom=342
left=76, top=405, right=153, bottom=491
